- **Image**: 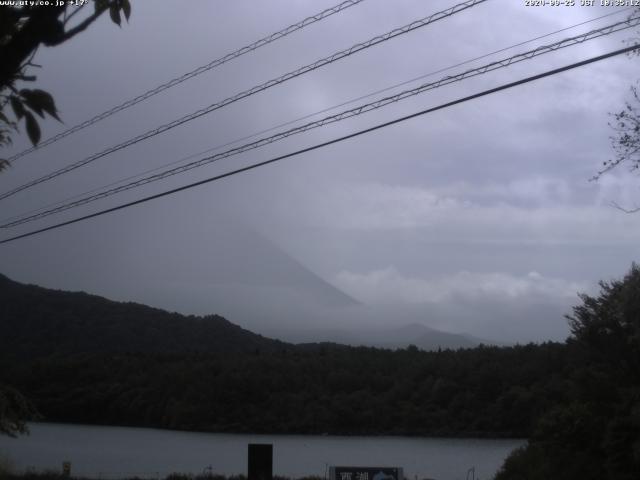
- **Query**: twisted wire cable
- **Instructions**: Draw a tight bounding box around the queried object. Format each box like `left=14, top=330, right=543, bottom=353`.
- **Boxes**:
left=3, top=14, right=637, bottom=229
left=0, top=0, right=488, bottom=201
left=3, top=7, right=627, bottom=226
left=2, top=43, right=638, bottom=245
left=6, top=0, right=367, bottom=162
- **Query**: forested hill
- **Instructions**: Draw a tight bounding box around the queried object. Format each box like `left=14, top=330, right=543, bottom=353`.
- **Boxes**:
left=1, top=273, right=569, bottom=438
left=0, top=274, right=286, bottom=358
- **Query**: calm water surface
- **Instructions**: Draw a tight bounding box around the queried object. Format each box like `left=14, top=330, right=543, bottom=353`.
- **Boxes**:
left=0, top=423, right=524, bottom=480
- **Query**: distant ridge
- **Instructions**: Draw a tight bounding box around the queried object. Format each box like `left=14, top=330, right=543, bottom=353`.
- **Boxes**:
left=368, top=323, right=495, bottom=350
left=0, top=274, right=287, bottom=359
left=279, top=322, right=497, bottom=351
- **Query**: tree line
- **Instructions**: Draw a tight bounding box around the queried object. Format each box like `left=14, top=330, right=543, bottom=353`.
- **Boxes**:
left=1, top=342, right=569, bottom=438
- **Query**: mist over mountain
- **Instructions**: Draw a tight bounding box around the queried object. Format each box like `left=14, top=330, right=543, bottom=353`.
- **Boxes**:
left=2, top=216, right=581, bottom=345
left=0, top=272, right=496, bottom=354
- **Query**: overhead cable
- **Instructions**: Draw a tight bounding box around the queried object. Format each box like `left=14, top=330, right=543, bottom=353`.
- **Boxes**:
left=3, top=15, right=638, bottom=229
left=6, top=0, right=367, bottom=162
left=0, top=0, right=488, bottom=202
left=2, top=7, right=629, bottom=227
left=1, top=43, right=638, bottom=245
left=4, top=5, right=628, bottom=227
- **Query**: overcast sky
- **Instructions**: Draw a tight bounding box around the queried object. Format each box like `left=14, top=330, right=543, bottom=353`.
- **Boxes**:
left=1, top=0, right=639, bottom=343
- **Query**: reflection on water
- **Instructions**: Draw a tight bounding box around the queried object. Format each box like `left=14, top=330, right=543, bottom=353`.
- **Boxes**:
left=0, top=423, right=524, bottom=480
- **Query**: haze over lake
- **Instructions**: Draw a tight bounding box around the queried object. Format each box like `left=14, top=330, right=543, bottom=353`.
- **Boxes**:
left=0, top=423, right=523, bottom=480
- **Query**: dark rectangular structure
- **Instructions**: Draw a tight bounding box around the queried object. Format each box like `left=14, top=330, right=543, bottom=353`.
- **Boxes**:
left=248, top=443, right=273, bottom=480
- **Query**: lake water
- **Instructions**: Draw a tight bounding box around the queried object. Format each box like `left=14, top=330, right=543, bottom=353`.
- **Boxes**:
left=0, top=423, right=524, bottom=480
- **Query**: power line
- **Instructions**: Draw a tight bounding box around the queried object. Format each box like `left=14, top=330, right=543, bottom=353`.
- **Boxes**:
left=3, top=15, right=637, bottom=229
left=1, top=43, right=637, bottom=245
left=0, top=0, right=488, bottom=202
left=6, top=0, right=367, bottom=163
left=3, top=6, right=628, bottom=227
left=4, top=15, right=635, bottom=227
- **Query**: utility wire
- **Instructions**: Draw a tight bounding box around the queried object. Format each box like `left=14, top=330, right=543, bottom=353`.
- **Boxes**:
left=3, top=15, right=637, bottom=229
left=1, top=43, right=637, bottom=245
left=0, top=0, right=488, bottom=202
left=3, top=6, right=629, bottom=227
left=6, top=0, right=367, bottom=162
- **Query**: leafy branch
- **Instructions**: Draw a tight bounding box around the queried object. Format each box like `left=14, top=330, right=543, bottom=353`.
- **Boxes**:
left=0, top=0, right=132, bottom=170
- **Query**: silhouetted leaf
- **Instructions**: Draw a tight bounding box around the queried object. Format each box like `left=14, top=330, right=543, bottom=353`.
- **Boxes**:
left=110, top=3, right=121, bottom=26
left=121, top=0, right=131, bottom=21
left=24, top=111, right=41, bottom=146
left=20, top=89, right=60, bottom=121
left=10, top=96, right=24, bottom=119
left=20, top=90, right=44, bottom=118
left=0, top=159, right=9, bottom=172
left=94, top=0, right=109, bottom=13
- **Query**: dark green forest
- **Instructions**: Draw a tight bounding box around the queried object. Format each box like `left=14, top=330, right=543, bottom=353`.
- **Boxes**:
left=1, top=266, right=639, bottom=479
left=1, top=343, right=569, bottom=437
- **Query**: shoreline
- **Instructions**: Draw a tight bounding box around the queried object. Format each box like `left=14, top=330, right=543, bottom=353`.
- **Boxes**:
left=25, top=421, right=527, bottom=442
